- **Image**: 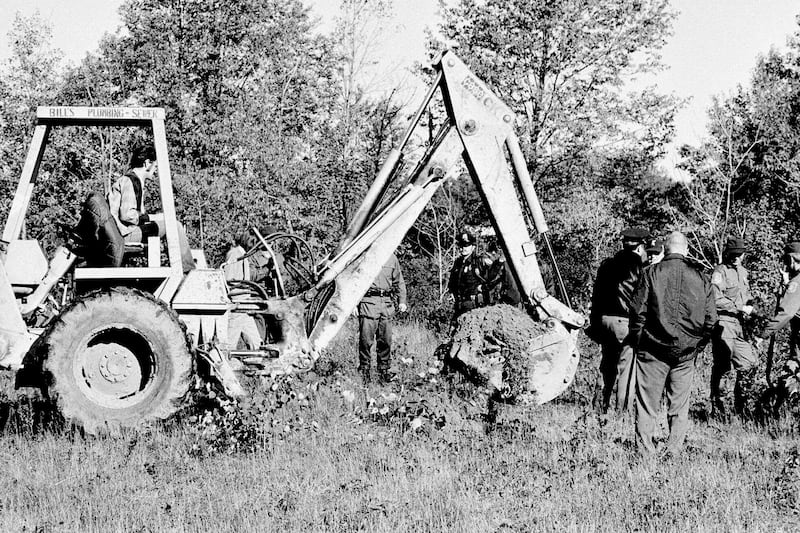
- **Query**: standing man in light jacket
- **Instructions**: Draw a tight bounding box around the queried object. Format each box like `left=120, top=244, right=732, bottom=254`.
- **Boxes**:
left=627, top=231, right=717, bottom=456
left=710, top=236, right=757, bottom=418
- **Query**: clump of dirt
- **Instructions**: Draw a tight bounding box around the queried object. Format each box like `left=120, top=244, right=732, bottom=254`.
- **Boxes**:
left=448, top=305, right=550, bottom=399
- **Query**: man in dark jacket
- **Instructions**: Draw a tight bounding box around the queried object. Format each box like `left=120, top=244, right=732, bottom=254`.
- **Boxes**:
left=448, top=231, right=492, bottom=320
left=589, top=227, right=650, bottom=412
left=627, top=231, right=717, bottom=455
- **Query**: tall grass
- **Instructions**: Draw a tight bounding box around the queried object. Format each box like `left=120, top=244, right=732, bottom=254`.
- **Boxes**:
left=0, top=320, right=798, bottom=532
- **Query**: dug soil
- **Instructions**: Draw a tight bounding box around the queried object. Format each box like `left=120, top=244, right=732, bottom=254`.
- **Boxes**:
left=449, top=304, right=550, bottom=399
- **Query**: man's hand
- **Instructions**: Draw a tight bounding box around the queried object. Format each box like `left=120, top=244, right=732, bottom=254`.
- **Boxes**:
left=398, top=303, right=408, bottom=313
left=741, top=304, right=754, bottom=316
left=753, top=336, right=765, bottom=351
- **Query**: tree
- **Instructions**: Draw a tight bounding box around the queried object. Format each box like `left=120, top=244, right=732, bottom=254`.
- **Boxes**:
left=437, top=0, right=678, bottom=183
left=0, top=12, right=88, bottom=253
left=55, top=0, right=345, bottom=263
left=0, top=12, right=64, bottom=186
left=429, top=0, right=679, bottom=307
left=667, top=16, right=800, bottom=312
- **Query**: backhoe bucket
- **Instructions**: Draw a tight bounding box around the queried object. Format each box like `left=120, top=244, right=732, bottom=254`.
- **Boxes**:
left=446, top=306, right=580, bottom=405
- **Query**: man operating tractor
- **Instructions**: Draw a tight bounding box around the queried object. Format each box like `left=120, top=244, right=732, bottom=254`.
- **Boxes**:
left=108, top=142, right=195, bottom=273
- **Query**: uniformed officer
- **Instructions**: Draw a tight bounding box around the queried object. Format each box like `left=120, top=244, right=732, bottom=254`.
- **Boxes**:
left=588, top=227, right=650, bottom=413
left=758, top=241, right=800, bottom=368
left=448, top=231, right=492, bottom=319
left=710, top=236, right=757, bottom=417
left=357, top=252, right=407, bottom=384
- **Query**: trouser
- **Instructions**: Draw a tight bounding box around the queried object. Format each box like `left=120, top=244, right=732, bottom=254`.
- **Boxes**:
left=125, top=217, right=196, bottom=273
left=597, top=316, right=635, bottom=412
left=711, top=320, right=757, bottom=415
left=635, top=349, right=696, bottom=455
left=359, top=315, right=392, bottom=377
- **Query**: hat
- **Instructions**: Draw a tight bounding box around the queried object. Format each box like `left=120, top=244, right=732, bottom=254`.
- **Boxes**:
left=723, top=236, right=746, bottom=255
left=621, top=227, right=650, bottom=242
left=646, top=239, right=664, bottom=254
left=456, top=232, right=476, bottom=246
left=784, top=241, right=800, bottom=255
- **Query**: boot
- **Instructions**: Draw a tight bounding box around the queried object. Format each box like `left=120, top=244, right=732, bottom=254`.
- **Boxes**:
left=377, top=369, right=396, bottom=385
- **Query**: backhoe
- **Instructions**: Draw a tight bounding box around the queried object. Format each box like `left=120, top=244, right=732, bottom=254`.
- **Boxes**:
left=0, top=51, right=583, bottom=433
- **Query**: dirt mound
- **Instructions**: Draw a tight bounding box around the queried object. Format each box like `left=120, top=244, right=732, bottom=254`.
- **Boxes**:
left=448, top=305, right=550, bottom=400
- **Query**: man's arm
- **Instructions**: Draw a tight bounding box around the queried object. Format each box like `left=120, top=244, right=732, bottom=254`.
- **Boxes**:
left=711, top=267, right=737, bottom=313
left=625, top=269, right=650, bottom=348
left=760, top=280, right=800, bottom=338
left=392, top=256, right=408, bottom=308
left=447, top=258, right=459, bottom=295
left=701, top=273, right=719, bottom=343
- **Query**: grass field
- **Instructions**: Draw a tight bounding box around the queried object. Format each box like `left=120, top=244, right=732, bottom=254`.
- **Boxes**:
left=1, top=320, right=799, bottom=532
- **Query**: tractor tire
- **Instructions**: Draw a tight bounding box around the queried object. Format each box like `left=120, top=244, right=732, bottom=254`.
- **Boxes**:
left=43, top=288, right=192, bottom=434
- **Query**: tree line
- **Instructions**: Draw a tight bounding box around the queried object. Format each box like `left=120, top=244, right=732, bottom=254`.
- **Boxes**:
left=1, top=0, right=799, bottom=327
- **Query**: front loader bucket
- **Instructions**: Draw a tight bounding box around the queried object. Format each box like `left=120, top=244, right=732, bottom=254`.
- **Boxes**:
left=446, top=305, right=580, bottom=405
left=0, top=260, right=36, bottom=369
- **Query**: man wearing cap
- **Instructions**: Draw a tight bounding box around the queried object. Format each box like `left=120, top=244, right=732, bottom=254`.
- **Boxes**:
left=448, top=231, right=492, bottom=320
left=357, top=252, right=408, bottom=384
left=645, top=239, right=665, bottom=266
left=628, top=231, right=717, bottom=455
left=710, top=236, right=757, bottom=418
left=589, top=227, right=650, bottom=412
left=758, top=241, right=800, bottom=367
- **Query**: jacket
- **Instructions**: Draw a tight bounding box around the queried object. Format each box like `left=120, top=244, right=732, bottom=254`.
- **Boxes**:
left=359, top=254, right=407, bottom=319
left=627, top=253, right=717, bottom=360
left=590, top=249, right=644, bottom=323
left=448, top=252, right=491, bottom=300
left=711, top=262, right=751, bottom=321
left=760, top=272, right=800, bottom=342
left=108, top=170, right=148, bottom=236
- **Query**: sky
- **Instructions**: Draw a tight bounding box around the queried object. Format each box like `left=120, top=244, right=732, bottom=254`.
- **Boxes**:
left=1, top=0, right=798, bottom=158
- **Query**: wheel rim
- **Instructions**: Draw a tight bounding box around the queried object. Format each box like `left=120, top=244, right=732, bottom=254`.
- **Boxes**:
left=73, top=325, right=158, bottom=409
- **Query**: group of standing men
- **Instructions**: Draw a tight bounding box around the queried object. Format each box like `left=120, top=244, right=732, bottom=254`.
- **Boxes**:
left=591, top=227, right=800, bottom=455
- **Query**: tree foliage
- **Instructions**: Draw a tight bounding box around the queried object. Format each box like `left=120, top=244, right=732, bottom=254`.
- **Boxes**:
left=667, top=16, right=800, bottom=329
left=429, top=0, right=679, bottom=308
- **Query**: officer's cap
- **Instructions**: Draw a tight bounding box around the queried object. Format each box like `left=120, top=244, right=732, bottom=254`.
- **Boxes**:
left=784, top=241, right=800, bottom=256
left=621, top=227, right=650, bottom=243
left=723, top=236, right=746, bottom=255
left=645, top=239, right=664, bottom=254
left=456, top=232, right=476, bottom=247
